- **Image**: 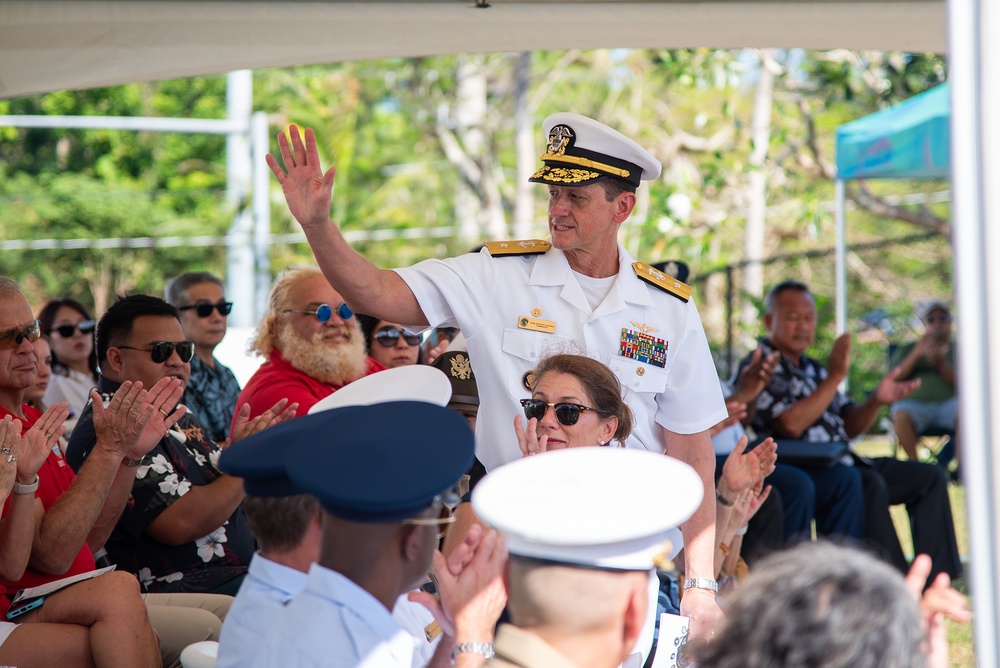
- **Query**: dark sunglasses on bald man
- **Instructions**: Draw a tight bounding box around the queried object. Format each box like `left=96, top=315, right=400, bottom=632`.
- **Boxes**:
left=520, top=398, right=608, bottom=427
left=178, top=302, right=233, bottom=318
left=50, top=320, right=96, bottom=338
left=117, top=341, right=196, bottom=364
left=283, top=302, right=353, bottom=323
left=373, top=326, right=421, bottom=348
left=0, top=320, right=40, bottom=350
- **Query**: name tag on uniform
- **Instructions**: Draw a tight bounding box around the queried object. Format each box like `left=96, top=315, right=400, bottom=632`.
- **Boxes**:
left=518, top=316, right=556, bottom=334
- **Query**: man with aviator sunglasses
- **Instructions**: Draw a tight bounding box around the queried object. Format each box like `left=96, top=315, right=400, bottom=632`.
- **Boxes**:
left=166, top=272, right=242, bottom=443
left=235, top=267, right=386, bottom=422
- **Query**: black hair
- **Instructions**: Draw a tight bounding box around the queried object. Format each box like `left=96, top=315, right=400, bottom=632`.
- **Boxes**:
left=96, top=294, right=180, bottom=366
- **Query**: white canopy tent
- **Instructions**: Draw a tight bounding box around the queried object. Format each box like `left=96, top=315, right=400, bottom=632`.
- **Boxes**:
left=3, top=3, right=1000, bottom=667
left=0, top=1, right=945, bottom=99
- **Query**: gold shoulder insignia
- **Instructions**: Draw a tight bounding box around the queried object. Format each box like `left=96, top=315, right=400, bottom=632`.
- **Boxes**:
left=484, top=240, right=552, bottom=257
left=632, top=262, right=692, bottom=303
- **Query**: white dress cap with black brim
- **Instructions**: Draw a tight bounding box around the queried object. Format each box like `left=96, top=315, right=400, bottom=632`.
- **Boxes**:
left=529, top=112, right=662, bottom=188
left=472, top=447, right=702, bottom=571
left=308, top=365, right=452, bottom=414
left=286, top=401, right=475, bottom=523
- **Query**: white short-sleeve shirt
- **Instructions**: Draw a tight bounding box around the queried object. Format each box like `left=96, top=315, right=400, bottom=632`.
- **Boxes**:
left=395, top=244, right=727, bottom=471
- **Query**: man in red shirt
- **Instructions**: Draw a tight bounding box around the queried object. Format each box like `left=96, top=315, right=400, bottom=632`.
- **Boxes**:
left=0, top=277, right=166, bottom=665
left=235, top=266, right=385, bottom=422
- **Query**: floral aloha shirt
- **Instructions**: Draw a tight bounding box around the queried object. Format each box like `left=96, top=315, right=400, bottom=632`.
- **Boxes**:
left=735, top=337, right=854, bottom=443
left=65, top=377, right=255, bottom=593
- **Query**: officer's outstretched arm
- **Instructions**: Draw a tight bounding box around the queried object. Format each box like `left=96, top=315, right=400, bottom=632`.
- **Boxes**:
left=266, top=124, right=428, bottom=326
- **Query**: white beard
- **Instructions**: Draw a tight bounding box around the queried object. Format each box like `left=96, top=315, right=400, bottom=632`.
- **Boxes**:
left=278, top=323, right=367, bottom=387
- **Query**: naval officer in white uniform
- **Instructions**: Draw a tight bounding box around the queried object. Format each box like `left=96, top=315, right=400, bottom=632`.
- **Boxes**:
left=266, top=112, right=728, bottom=637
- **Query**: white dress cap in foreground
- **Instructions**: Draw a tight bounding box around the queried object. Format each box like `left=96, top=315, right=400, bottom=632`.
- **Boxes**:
left=472, top=447, right=702, bottom=571
left=308, top=365, right=452, bottom=414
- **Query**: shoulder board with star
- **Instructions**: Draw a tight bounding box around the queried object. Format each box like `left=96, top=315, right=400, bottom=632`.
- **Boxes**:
left=484, top=239, right=552, bottom=257
left=632, top=262, right=692, bottom=303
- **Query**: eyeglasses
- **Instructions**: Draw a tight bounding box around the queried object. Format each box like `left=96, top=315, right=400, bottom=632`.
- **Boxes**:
left=0, top=320, right=40, bottom=350
left=178, top=302, right=233, bottom=318
left=520, top=398, right=607, bottom=427
left=373, top=326, right=421, bottom=348
left=117, top=341, right=196, bottom=364
left=283, top=302, right=353, bottom=322
left=402, top=490, right=461, bottom=539
left=50, top=320, right=96, bottom=338
left=926, top=314, right=952, bottom=324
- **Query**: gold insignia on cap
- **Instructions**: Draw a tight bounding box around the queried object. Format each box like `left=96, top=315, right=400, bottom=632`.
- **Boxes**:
left=530, top=165, right=601, bottom=183
left=449, top=353, right=472, bottom=381
left=630, top=320, right=659, bottom=334
left=632, top=262, right=692, bottom=303
left=485, top=239, right=551, bottom=257
left=547, top=124, right=574, bottom=155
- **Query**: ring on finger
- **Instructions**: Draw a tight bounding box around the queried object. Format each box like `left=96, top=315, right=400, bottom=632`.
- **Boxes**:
left=158, top=408, right=170, bottom=417
left=0, top=447, right=10, bottom=454
left=6, top=454, right=14, bottom=463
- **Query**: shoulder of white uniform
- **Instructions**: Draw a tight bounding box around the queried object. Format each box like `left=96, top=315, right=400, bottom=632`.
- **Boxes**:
left=483, top=239, right=552, bottom=257
left=631, top=261, right=691, bottom=303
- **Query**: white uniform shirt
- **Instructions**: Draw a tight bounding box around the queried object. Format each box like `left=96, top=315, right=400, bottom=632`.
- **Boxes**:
left=395, top=243, right=727, bottom=471
left=216, top=553, right=307, bottom=668
left=254, top=564, right=418, bottom=668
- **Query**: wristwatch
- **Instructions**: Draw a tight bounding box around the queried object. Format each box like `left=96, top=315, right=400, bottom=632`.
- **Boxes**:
left=683, top=577, right=719, bottom=593
left=13, top=475, right=39, bottom=495
left=452, top=641, right=495, bottom=661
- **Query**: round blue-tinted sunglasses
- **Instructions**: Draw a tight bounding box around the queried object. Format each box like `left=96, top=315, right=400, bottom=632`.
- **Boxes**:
left=283, top=302, right=353, bottom=322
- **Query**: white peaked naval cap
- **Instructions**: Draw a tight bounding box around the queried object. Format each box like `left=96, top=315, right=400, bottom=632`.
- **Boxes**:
left=472, top=447, right=702, bottom=571
left=529, top=112, right=663, bottom=187
left=308, top=365, right=452, bottom=414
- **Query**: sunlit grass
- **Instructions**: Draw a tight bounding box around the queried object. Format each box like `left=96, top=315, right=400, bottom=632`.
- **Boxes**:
left=854, top=436, right=973, bottom=668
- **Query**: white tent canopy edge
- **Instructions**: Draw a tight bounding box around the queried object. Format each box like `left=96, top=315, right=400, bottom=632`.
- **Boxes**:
left=1, top=1, right=945, bottom=99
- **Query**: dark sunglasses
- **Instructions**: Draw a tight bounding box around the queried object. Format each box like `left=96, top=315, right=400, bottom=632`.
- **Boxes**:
left=926, top=314, right=952, bottom=324
left=0, top=320, right=40, bottom=350
left=283, top=302, right=353, bottom=323
left=179, top=302, right=233, bottom=318
left=373, top=326, right=421, bottom=348
left=50, top=320, right=96, bottom=338
left=117, top=340, right=196, bottom=364
left=520, top=398, right=607, bottom=427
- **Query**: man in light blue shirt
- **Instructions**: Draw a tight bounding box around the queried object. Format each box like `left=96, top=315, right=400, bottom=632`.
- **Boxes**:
left=215, top=494, right=320, bottom=668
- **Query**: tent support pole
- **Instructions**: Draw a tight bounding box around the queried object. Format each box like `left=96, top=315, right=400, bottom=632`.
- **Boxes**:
left=834, top=179, right=847, bottom=391
left=950, top=0, right=1000, bottom=664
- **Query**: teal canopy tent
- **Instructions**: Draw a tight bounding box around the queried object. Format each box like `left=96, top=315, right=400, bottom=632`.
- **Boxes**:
left=836, top=82, right=950, bottom=180
left=832, top=82, right=950, bottom=336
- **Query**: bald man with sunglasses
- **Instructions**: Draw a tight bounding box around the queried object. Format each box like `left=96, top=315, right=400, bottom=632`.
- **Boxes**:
left=66, top=294, right=294, bottom=601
